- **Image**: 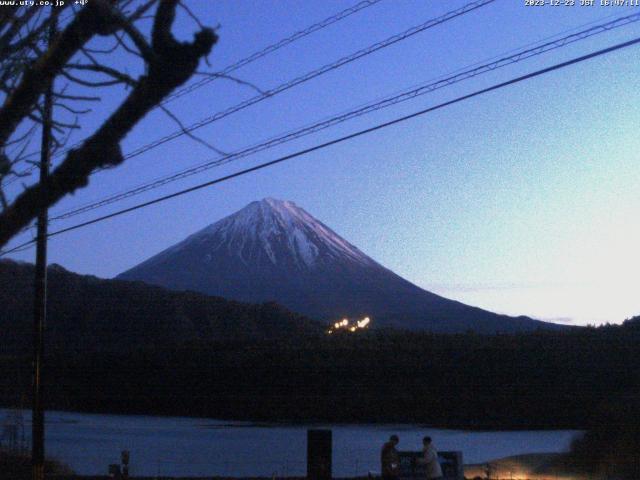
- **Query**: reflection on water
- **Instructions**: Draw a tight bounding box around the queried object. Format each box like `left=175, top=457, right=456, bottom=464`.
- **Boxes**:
left=0, top=409, right=580, bottom=477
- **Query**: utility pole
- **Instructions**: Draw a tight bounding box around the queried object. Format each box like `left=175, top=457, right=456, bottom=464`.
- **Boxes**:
left=32, top=14, right=56, bottom=480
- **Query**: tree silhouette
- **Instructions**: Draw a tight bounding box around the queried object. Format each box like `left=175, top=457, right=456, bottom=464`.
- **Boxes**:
left=0, top=0, right=217, bottom=249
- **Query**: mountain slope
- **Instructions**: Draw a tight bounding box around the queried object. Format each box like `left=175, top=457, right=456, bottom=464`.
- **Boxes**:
left=118, top=198, right=562, bottom=333
left=0, top=259, right=322, bottom=355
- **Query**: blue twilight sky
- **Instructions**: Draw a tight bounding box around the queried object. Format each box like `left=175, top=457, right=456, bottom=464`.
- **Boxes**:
left=4, top=0, right=640, bottom=325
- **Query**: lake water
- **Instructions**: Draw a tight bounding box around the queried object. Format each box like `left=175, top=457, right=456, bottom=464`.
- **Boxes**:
left=1, top=409, right=581, bottom=477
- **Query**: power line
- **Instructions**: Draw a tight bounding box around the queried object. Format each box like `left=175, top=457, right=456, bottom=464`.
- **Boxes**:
left=3, top=33, right=639, bottom=258
left=162, top=0, right=387, bottom=105
left=1, top=0, right=386, bottom=185
left=117, top=0, right=497, bottom=162
left=10, top=0, right=495, bottom=185
left=49, top=11, right=640, bottom=222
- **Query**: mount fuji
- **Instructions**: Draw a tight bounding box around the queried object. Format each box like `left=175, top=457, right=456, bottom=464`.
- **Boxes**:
left=118, top=198, right=559, bottom=333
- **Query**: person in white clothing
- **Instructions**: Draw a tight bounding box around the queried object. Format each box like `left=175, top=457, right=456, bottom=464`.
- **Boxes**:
left=418, top=436, right=443, bottom=479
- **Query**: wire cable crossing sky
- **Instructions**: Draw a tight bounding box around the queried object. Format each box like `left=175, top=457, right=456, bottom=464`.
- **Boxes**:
left=5, top=0, right=496, bottom=187
left=121, top=0, right=496, bottom=161
left=47, top=11, right=640, bottom=223
left=1, top=0, right=386, bottom=185
left=4, top=1, right=640, bottom=326
left=4, top=33, right=640, bottom=261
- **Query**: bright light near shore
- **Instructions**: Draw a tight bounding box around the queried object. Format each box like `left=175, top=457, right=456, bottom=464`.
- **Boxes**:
left=327, top=316, right=371, bottom=334
left=332, top=319, right=350, bottom=329
left=357, top=317, right=370, bottom=328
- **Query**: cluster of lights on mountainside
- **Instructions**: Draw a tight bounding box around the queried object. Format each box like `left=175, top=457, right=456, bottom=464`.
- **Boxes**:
left=326, top=317, right=371, bottom=334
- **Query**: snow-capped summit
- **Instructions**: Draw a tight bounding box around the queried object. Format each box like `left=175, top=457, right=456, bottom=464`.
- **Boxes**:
left=118, top=199, right=561, bottom=333
left=184, top=198, right=375, bottom=269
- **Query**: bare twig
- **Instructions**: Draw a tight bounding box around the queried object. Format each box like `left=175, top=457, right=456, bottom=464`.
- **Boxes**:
left=61, top=68, right=128, bottom=88
left=113, top=31, right=144, bottom=59
left=194, top=71, right=267, bottom=95
left=66, top=62, right=137, bottom=87
left=51, top=119, right=77, bottom=155
left=178, top=0, right=206, bottom=30
left=53, top=102, right=92, bottom=115
left=2, top=122, right=37, bottom=148
left=126, top=0, right=159, bottom=23
left=53, top=91, right=101, bottom=102
left=160, top=105, right=228, bottom=156
left=105, top=3, right=156, bottom=62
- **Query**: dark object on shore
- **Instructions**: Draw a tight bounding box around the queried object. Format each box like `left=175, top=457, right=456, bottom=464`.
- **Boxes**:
left=307, top=429, right=332, bottom=480
left=381, top=435, right=400, bottom=479
left=398, top=450, right=463, bottom=480
left=0, top=449, right=73, bottom=480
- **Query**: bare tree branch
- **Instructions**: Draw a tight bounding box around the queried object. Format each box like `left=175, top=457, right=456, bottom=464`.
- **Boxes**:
left=105, top=3, right=156, bottom=62
left=53, top=91, right=101, bottom=102
left=0, top=0, right=217, bottom=248
left=60, top=68, right=127, bottom=88
left=0, top=7, right=40, bottom=57
left=0, top=0, right=121, bottom=148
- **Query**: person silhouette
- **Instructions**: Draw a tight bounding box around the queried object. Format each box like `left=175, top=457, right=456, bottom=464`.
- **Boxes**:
left=418, top=436, right=442, bottom=479
left=381, top=434, right=400, bottom=480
